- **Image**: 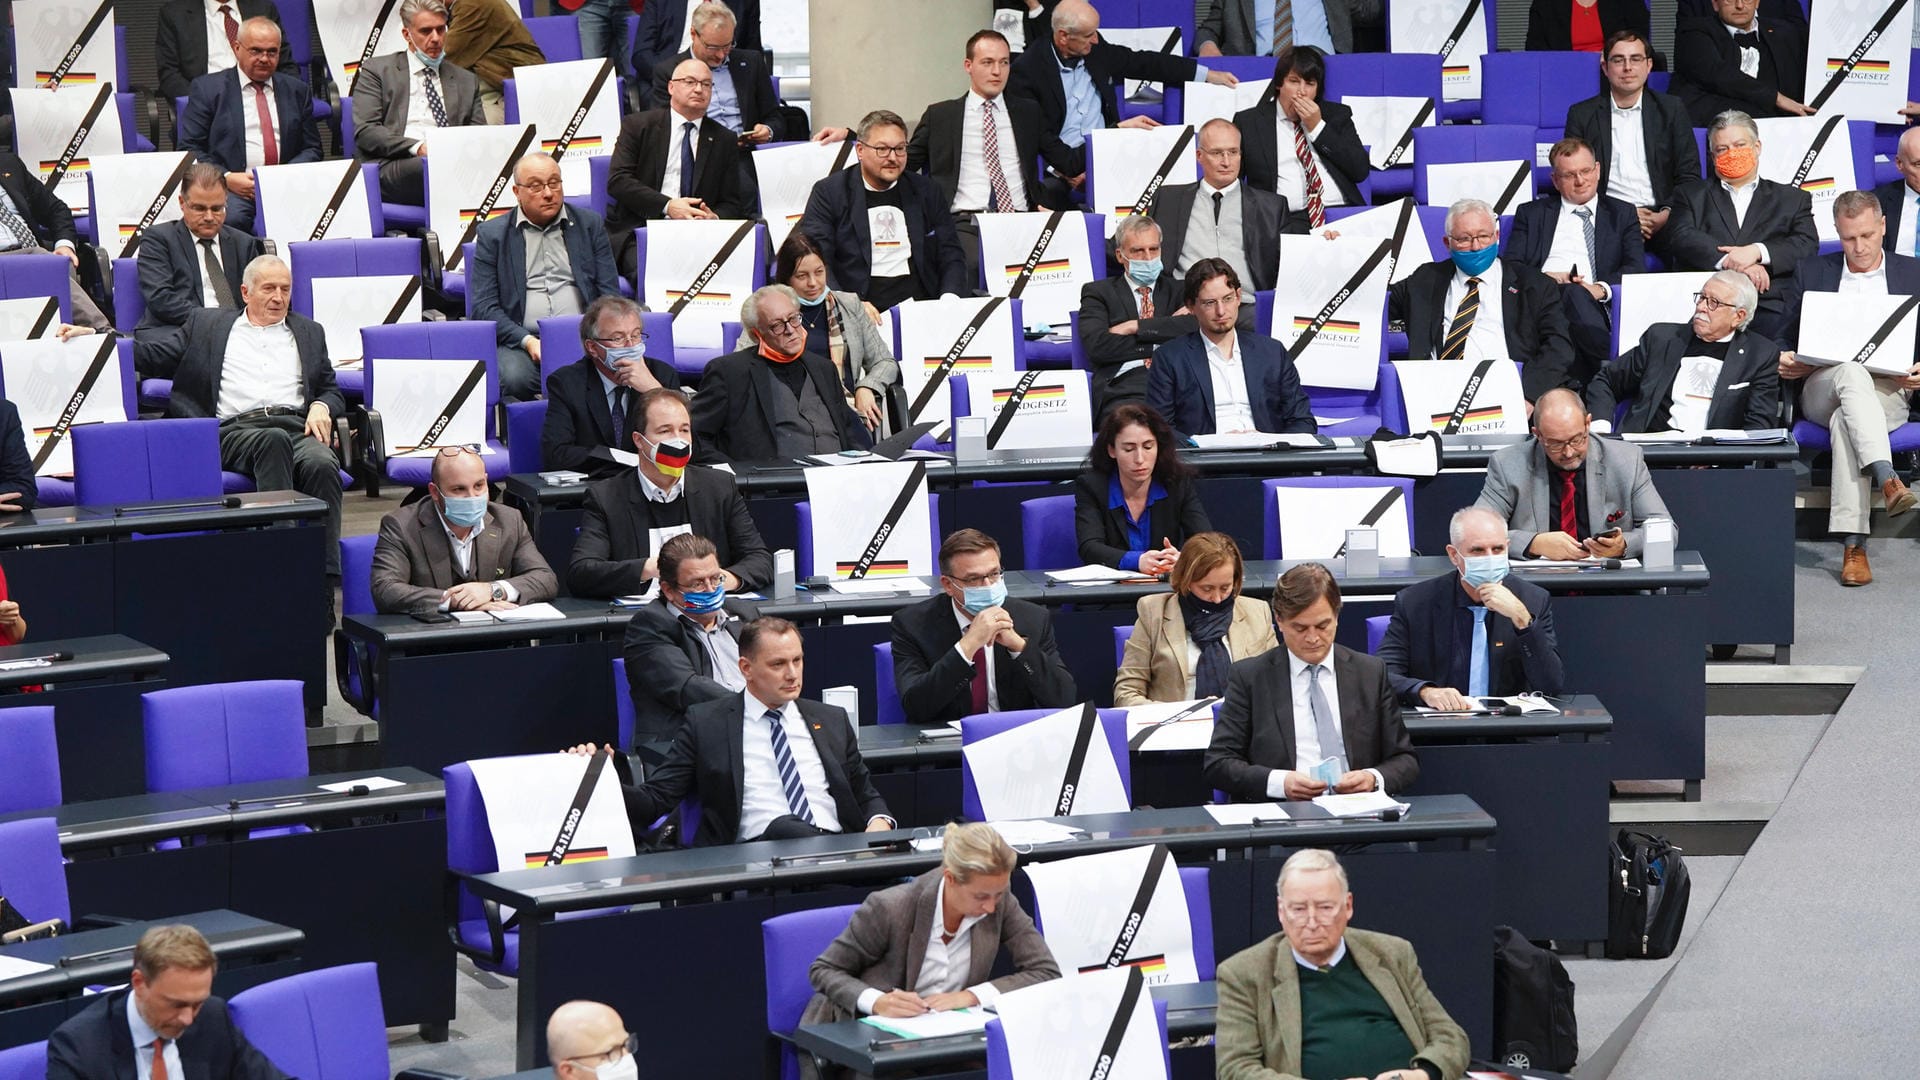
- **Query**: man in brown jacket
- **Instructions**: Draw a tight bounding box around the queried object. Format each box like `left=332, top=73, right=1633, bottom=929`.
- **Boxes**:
left=444, top=0, right=546, bottom=124
left=369, top=446, right=558, bottom=614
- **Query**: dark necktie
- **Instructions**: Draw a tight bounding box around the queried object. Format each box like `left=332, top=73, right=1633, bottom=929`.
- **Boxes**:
left=219, top=3, right=238, bottom=49
left=0, top=195, right=34, bottom=251
left=1556, top=468, right=1580, bottom=536
left=982, top=99, right=1015, bottom=212
left=422, top=68, right=449, bottom=127
left=680, top=121, right=697, bottom=199
left=1573, top=206, right=1595, bottom=273
left=1212, top=190, right=1224, bottom=225
left=200, top=239, right=236, bottom=308
left=1732, top=30, right=1760, bottom=48
left=764, top=708, right=815, bottom=824
left=609, top=387, right=628, bottom=441
left=970, top=647, right=989, bottom=715
left=1440, top=276, right=1480, bottom=360
left=252, top=82, right=280, bottom=166
left=1272, top=0, right=1295, bottom=54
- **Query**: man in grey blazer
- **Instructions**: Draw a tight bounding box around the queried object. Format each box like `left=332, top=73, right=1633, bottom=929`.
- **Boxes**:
left=369, top=446, right=558, bottom=614
left=1151, top=119, right=1290, bottom=294
left=349, top=0, right=488, bottom=204
left=1204, top=563, right=1418, bottom=801
left=801, top=823, right=1059, bottom=1032
left=1196, top=0, right=1380, bottom=56
left=1476, top=388, right=1672, bottom=560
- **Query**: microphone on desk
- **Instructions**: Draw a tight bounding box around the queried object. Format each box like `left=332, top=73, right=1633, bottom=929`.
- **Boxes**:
left=113, top=496, right=243, bottom=515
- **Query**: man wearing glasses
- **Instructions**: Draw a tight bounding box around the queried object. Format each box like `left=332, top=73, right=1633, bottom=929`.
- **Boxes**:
left=691, top=285, right=872, bottom=463
left=546, top=1001, right=639, bottom=1080
left=1151, top=119, right=1290, bottom=295
left=799, top=110, right=968, bottom=313
left=541, top=296, right=682, bottom=480
left=639, top=0, right=776, bottom=145
left=606, top=56, right=755, bottom=278
left=176, top=18, right=321, bottom=234
left=1478, top=389, right=1670, bottom=561
left=1588, top=269, right=1781, bottom=432
left=891, top=528, right=1077, bottom=728
left=1564, top=30, right=1703, bottom=255
left=370, top=445, right=558, bottom=615
left=471, top=154, right=621, bottom=404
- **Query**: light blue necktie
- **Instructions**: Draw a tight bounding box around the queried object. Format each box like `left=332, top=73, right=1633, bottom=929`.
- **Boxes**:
left=1468, top=607, right=1490, bottom=698
left=764, top=707, right=815, bottom=824
left=1306, top=664, right=1344, bottom=768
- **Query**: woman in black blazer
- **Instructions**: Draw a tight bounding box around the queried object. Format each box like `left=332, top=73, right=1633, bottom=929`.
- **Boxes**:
left=1073, top=403, right=1213, bottom=571
left=1525, top=0, right=1651, bottom=54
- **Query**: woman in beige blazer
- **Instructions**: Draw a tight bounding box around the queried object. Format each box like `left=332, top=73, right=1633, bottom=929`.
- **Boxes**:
left=1114, top=532, right=1278, bottom=705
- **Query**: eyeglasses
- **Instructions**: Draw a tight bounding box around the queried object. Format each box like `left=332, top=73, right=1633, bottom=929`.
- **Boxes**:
left=1605, top=53, right=1650, bottom=65
left=592, top=331, right=649, bottom=348
left=860, top=143, right=908, bottom=159
left=946, top=569, right=1003, bottom=588
left=1551, top=164, right=1600, bottom=183
left=563, top=1033, right=638, bottom=1065
left=763, top=313, right=806, bottom=334
left=675, top=573, right=726, bottom=592
left=1281, top=901, right=1344, bottom=924
left=1539, top=433, right=1589, bottom=454
left=670, top=76, right=715, bottom=90
left=435, top=444, right=482, bottom=457
left=239, top=46, right=280, bottom=58
left=1691, top=291, right=1737, bottom=312
left=1199, top=147, right=1242, bottom=159
left=516, top=179, right=563, bottom=194
left=691, top=33, right=735, bottom=51
left=1194, top=295, right=1238, bottom=312
left=1448, top=233, right=1497, bottom=247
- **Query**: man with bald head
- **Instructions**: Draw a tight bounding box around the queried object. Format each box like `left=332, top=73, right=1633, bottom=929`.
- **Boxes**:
left=177, top=16, right=322, bottom=232
left=606, top=55, right=755, bottom=277
left=1477, top=387, right=1672, bottom=561
left=1151, top=118, right=1290, bottom=294
left=471, top=153, right=621, bottom=402
left=547, top=1001, right=636, bottom=1080
left=1874, top=127, right=1920, bottom=260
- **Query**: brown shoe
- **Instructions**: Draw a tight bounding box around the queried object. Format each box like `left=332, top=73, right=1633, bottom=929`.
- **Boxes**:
left=1842, top=544, right=1873, bottom=587
left=1884, top=477, right=1917, bottom=516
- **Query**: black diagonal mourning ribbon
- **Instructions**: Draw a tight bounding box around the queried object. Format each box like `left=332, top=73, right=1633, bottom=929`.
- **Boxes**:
left=1791, top=113, right=1847, bottom=186
left=444, top=125, right=540, bottom=273
left=844, top=460, right=927, bottom=579
left=1055, top=702, right=1100, bottom=816
left=26, top=298, right=59, bottom=341
left=1126, top=698, right=1217, bottom=751
left=1492, top=159, right=1532, bottom=216
left=118, top=153, right=196, bottom=259
left=1084, top=967, right=1148, bottom=1080
left=1440, top=357, right=1499, bottom=434
left=1435, top=0, right=1485, bottom=63
left=1289, top=239, right=1393, bottom=359
left=666, top=219, right=756, bottom=318
left=831, top=137, right=856, bottom=174
left=1159, top=27, right=1181, bottom=54
left=44, top=83, right=113, bottom=193
left=985, top=370, right=1043, bottom=449
left=352, top=0, right=404, bottom=94
left=409, top=360, right=487, bottom=452
left=309, top=160, right=366, bottom=242
left=1850, top=294, right=1920, bottom=365
left=541, top=749, right=609, bottom=867
left=1809, top=0, right=1911, bottom=111
left=42, top=0, right=113, bottom=88
left=30, top=336, right=115, bottom=472
left=1005, top=208, right=1068, bottom=299
left=382, top=276, right=424, bottom=325
left=1381, top=197, right=1419, bottom=282
left=1127, top=126, right=1197, bottom=219
left=1102, top=844, right=1170, bottom=968
left=1331, top=486, right=1406, bottom=556
left=908, top=297, right=1006, bottom=422
left=1378, top=99, right=1435, bottom=170
left=547, top=59, right=617, bottom=161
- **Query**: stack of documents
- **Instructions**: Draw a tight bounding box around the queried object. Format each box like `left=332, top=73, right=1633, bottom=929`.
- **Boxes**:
left=910, top=819, right=1085, bottom=852
left=1204, top=802, right=1288, bottom=825
left=1620, top=428, right=1788, bottom=444
left=1414, top=695, right=1559, bottom=715
left=1043, top=564, right=1155, bottom=584
left=450, top=602, right=567, bottom=623
left=860, top=1008, right=993, bottom=1040
left=1311, top=791, right=1411, bottom=817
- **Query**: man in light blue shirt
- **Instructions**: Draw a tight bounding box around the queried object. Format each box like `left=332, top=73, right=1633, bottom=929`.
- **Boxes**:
left=1198, top=0, right=1371, bottom=57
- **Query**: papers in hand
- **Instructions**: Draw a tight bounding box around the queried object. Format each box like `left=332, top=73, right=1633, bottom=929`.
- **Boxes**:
left=860, top=1007, right=993, bottom=1040
left=317, top=776, right=406, bottom=793
left=1620, top=428, right=1788, bottom=444
left=1311, top=791, right=1411, bottom=817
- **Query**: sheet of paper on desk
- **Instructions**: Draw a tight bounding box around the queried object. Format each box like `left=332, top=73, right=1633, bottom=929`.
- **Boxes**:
left=317, top=776, right=405, bottom=793
left=1518, top=557, right=1641, bottom=569
left=860, top=1007, right=993, bottom=1040
left=1189, top=432, right=1279, bottom=449
left=0, top=955, right=54, bottom=982
left=448, top=611, right=492, bottom=623
left=988, top=819, right=1086, bottom=846
left=1620, top=428, right=1788, bottom=444
left=807, top=451, right=886, bottom=465
left=1204, top=802, right=1288, bottom=825
left=1311, top=791, right=1411, bottom=817
left=1125, top=698, right=1218, bottom=751
left=493, top=603, right=567, bottom=621
left=1044, top=564, right=1142, bottom=583
left=830, top=577, right=931, bottom=594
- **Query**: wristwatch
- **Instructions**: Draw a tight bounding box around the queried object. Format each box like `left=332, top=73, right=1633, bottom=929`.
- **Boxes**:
left=491, top=582, right=506, bottom=602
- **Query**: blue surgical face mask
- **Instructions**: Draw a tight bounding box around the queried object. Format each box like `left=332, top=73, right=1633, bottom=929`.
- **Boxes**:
left=603, top=344, right=644, bottom=367
left=680, top=584, right=726, bottom=615
left=1460, top=553, right=1509, bottom=590
left=1449, top=242, right=1499, bottom=278
left=412, top=48, right=443, bottom=72
left=961, top=579, right=1007, bottom=613
left=440, top=493, right=487, bottom=529
left=795, top=288, right=827, bottom=307
left=1126, top=257, right=1162, bottom=288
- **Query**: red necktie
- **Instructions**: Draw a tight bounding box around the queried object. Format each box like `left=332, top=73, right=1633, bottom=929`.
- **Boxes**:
left=151, top=1040, right=169, bottom=1080
left=1556, top=469, right=1579, bottom=536
left=220, top=3, right=239, bottom=49
left=252, top=82, right=279, bottom=166
left=1136, top=285, right=1154, bottom=319
left=1291, top=119, right=1325, bottom=228
left=970, top=648, right=989, bottom=715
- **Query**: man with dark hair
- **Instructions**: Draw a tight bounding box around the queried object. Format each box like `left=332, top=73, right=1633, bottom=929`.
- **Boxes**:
left=176, top=17, right=322, bottom=233
left=908, top=31, right=1047, bottom=216
left=1152, top=119, right=1291, bottom=292
left=1670, top=0, right=1810, bottom=124
left=1233, top=46, right=1368, bottom=230
left=370, top=446, right=557, bottom=614
left=134, top=162, right=263, bottom=377
left=349, top=0, right=489, bottom=203
left=1146, top=257, right=1314, bottom=439
left=799, top=110, right=968, bottom=311
left=1563, top=31, right=1700, bottom=251
left=541, top=295, right=682, bottom=480
left=617, top=531, right=761, bottom=739
left=1204, top=562, right=1419, bottom=800
left=890, top=529, right=1077, bottom=727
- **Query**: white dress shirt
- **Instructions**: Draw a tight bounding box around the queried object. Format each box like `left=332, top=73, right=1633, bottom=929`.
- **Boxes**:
left=1292, top=937, right=1349, bottom=972
left=196, top=237, right=225, bottom=307
left=955, top=91, right=1029, bottom=213
left=737, top=692, right=842, bottom=840
left=1263, top=648, right=1387, bottom=797
left=1203, top=331, right=1258, bottom=433
left=128, top=994, right=184, bottom=1080
left=1442, top=257, right=1509, bottom=361
left=1840, top=255, right=1890, bottom=294
left=1726, top=20, right=1761, bottom=78
left=403, top=51, right=445, bottom=147
left=203, top=0, right=240, bottom=78
left=1606, top=93, right=1657, bottom=208
left=240, top=77, right=282, bottom=169
left=854, top=882, right=1000, bottom=1014
left=1543, top=195, right=1612, bottom=301
left=660, top=107, right=703, bottom=199
left=1898, top=186, right=1920, bottom=257
left=951, top=602, right=1012, bottom=711
left=437, top=503, right=519, bottom=599
left=215, top=314, right=303, bottom=417
left=1271, top=115, right=1345, bottom=209
left=1716, top=176, right=1771, bottom=266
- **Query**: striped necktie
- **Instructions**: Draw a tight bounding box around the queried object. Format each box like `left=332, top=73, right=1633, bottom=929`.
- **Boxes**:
left=764, top=707, right=815, bottom=824
left=1440, top=276, right=1481, bottom=360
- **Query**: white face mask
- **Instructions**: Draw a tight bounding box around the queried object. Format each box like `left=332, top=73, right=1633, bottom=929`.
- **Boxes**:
left=593, top=1056, right=637, bottom=1080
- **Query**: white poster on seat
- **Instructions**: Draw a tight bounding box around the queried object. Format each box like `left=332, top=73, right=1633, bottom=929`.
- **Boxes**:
left=13, top=0, right=115, bottom=90
left=311, top=275, right=423, bottom=367
left=1272, top=235, right=1388, bottom=390
left=803, top=461, right=931, bottom=581
left=1392, top=357, right=1527, bottom=434
left=895, top=295, right=1019, bottom=432
left=1272, top=484, right=1413, bottom=558
left=976, top=210, right=1097, bottom=328
left=1317, top=198, right=1439, bottom=285
left=1182, top=79, right=1273, bottom=127
left=996, top=968, right=1167, bottom=1080
left=1087, top=125, right=1198, bottom=238
left=641, top=218, right=760, bottom=352
left=1755, top=114, right=1858, bottom=243
left=1023, top=846, right=1198, bottom=986
left=1795, top=291, right=1920, bottom=375
left=0, top=298, right=62, bottom=341
left=1099, top=27, right=1182, bottom=100
left=1390, top=0, right=1489, bottom=100
left=962, top=704, right=1129, bottom=820
left=11, top=86, right=123, bottom=213
left=427, top=124, right=537, bottom=274
left=1344, top=95, right=1438, bottom=171
left=756, top=140, right=857, bottom=252
left=0, top=335, right=126, bottom=476
left=90, top=151, right=190, bottom=260
left=511, top=58, right=622, bottom=196
left=1802, top=0, right=1913, bottom=121
left=313, top=0, right=407, bottom=97
left=966, top=370, right=1094, bottom=452
left=371, top=357, right=489, bottom=456
left=1424, top=159, right=1534, bottom=216
left=1616, top=271, right=1714, bottom=355
left=463, top=753, right=638, bottom=920
left=256, top=160, right=378, bottom=245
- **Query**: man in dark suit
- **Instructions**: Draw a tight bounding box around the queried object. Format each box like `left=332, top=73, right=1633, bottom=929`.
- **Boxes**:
left=644, top=3, right=779, bottom=146
left=1007, top=0, right=1235, bottom=205
left=1389, top=197, right=1579, bottom=402
left=0, top=398, right=36, bottom=513
left=569, top=388, right=773, bottom=598
left=541, top=296, right=682, bottom=479
left=1874, top=127, right=1920, bottom=259
left=1670, top=0, right=1811, bottom=124
left=1662, top=110, right=1818, bottom=340
left=631, top=0, right=761, bottom=103
left=600, top=615, right=893, bottom=845
left=618, top=532, right=760, bottom=739
left=46, top=924, right=286, bottom=1080
left=177, top=18, right=320, bottom=233
left=1564, top=31, right=1702, bottom=252
left=798, top=110, right=968, bottom=312
left=1147, top=257, right=1315, bottom=438
left=1775, top=190, right=1920, bottom=585
left=1507, top=137, right=1645, bottom=388
left=134, top=163, right=262, bottom=377
left=471, top=154, right=621, bottom=403
left=1197, top=0, right=1374, bottom=55
left=164, top=254, right=345, bottom=575
left=0, top=151, right=111, bottom=332
left=1234, top=46, right=1368, bottom=231
left=1377, top=506, right=1563, bottom=709
left=890, top=528, right=1077, bottom=727
left=1477, top=388, right=1673, bottom=560
left=369, top=446, right=558, bottom=614
left=605, top=57, right=756, bottom=277
left=1153, top=119, right=1290, bottom=293
left=691, top=285, right=872, bottom=464
left=909, top=31, right=1045, bottom=215
left=1205, top=562, right=1419, bottom=800
left=1587, top=268, right=1781, bottom=433
left=349, top=0, right=488, bottom=204
left=154, top=0, right=294, bottom=102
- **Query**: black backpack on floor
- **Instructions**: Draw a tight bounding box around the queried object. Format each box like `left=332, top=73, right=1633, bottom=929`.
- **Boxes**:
left=1607, top=829, right=1691, bottom=959
left=1491, top=926, right=1578, bottom=1071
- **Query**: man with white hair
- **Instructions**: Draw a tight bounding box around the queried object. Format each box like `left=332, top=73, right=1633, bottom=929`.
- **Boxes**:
left=349, top=0, right=489, bottom=203
left=1377, top=507, right=1563, bottom=710
left=689, top=285, right=873, bottom=464
left=641, top=1, right=779, bottom=145
left=1215, top=849, right=1470, bottom=1080
left=1587, top=267, right=1780, bottom=433
left=1387, top=197, right=1577, bottom=402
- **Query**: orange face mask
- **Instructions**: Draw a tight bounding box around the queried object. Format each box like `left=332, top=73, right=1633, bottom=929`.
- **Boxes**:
left=1714, top=145, right=1758, bottom=180
left=758, top=338, right=803, bottom=364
